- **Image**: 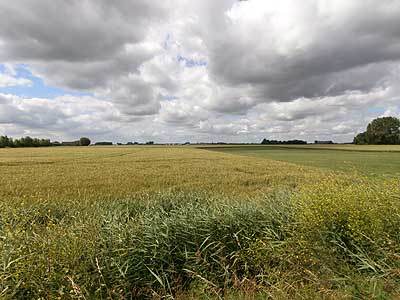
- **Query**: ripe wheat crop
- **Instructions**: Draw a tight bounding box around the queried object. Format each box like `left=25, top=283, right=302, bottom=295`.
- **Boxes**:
left=0, top=146, right=399, bottom=299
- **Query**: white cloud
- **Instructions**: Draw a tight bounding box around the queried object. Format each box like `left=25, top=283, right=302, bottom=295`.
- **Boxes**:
left=0, top=73, right=31, bottom=87
left=0, top=64, right=32, bottom=87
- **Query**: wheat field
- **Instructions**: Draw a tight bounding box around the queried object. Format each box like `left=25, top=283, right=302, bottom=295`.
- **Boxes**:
left=0, top=146, right=399, bottom=299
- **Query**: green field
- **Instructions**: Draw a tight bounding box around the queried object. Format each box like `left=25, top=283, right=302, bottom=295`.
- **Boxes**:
left=1, top=146, right=400, bottom=299
left=205, top=145, right=400, bottom=177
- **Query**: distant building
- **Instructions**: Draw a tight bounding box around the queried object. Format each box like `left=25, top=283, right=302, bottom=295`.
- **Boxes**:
left=314, top=140, right=334, bottom=144
left=61, top=141, right=80, bottom=146
left=261, top=139, right=307, bottom=145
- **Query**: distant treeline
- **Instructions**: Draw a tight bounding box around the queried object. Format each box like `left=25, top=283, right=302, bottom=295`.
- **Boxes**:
left=0, top=136, right=91, bottom=148
left=0, top=136, right=162, bottom=148
left=0, top=136, right=51, bottom=148
left=261, top=139, right=307, bottom=145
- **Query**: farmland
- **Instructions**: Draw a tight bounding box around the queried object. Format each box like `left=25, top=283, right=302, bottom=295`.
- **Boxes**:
left=205, top=144, right=400, bottom=177
left=0, top=146, right=400, bottom=299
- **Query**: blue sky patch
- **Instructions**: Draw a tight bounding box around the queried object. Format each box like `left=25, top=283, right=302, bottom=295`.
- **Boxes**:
left=0, top=64, right=92, bottom=99
left=367, top=106, right=385, bottom=114
left=162, top=95, right=178, bottom=101
left=177, top=55, right=207, bottom=68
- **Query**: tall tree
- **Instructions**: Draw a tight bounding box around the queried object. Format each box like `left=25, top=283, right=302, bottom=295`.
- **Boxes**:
left=354, top=116, right=400, bottom=145
left=353, top=132, right=368, bottom=145
left=366, top=117, right=400, bottom=144
left=80, top=137, right=91, bottom=146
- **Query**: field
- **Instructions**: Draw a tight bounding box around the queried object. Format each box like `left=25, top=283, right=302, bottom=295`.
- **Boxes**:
left=0, top=146, right=400, bottom=299
left=205, top=145, right=400, bottom=177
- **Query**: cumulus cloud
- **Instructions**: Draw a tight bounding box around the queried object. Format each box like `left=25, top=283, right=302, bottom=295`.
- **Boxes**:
left=0, top=73, right=31, bottom=87
left=0, top=0, right=172, bottom=116
left=1, top=0, right=400, bottom=142
left=0, top=64, right=32, bottom=87
left=199, top=1, right=400, bottom=104
left=0, top=94, right=117, bottom=133
left=0, top=1, right=169, bottom=62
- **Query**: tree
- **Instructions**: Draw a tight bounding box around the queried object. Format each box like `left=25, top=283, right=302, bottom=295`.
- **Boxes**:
left=79, top=137, right=91, bottom=146
left=354, top=116, right=400, bottom=145
left=0, top=136, right=10, bottom=147
left=366, top=117, right=400, bottom=144
left=1, top=135, right=52, bottom=147
left=353, top=132, right=368, bottom=145
left=21, top=136, right=33, bottom=147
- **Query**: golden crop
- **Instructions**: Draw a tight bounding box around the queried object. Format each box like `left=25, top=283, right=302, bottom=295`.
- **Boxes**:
left=1, top=146, right=399, bottom=299
left=0, top=146, right=328, bottom=201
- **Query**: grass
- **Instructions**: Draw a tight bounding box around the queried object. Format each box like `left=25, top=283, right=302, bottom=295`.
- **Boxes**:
left=1, top=146, right=400, bottom=299
left=201, top=144, right=400, bottom=152
left=204, top=145, right=400, bottom=177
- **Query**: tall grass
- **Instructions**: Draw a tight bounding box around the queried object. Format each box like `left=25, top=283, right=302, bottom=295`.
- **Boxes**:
left=1, top=179, right=400, bottom=299
left=0, top=191, right=292, bottom=299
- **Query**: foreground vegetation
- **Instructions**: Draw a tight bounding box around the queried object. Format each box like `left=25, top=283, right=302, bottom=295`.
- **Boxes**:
left=0, top=146, right=399, bottom=299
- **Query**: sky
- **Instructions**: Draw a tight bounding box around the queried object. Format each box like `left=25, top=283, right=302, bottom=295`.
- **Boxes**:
left=0, top=0, right=400, bottom=143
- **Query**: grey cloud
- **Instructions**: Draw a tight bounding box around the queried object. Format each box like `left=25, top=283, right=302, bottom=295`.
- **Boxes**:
left=0, top=94, right=67, bottom=128
left=159, top=100, right=208, bottom=126
left=205, top=85, right=260, bottom=113
left=0, top=94, right=127, bottom=137
left=0, top=0, right=168, bottom=62
left=30, top=44, right=158, bottom=90
left=199, top=121, right=247, bottom=136
left=203, top=0, right=400, bottom=103
left=0, top=0, right=171, bottom=116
